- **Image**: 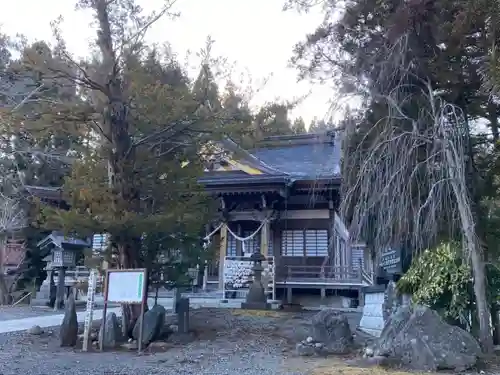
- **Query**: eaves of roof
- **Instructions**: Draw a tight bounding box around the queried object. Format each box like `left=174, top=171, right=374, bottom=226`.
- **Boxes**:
left=198, top=174, right=292, bottom=186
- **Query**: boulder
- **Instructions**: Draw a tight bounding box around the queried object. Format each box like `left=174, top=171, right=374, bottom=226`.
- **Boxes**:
left=373, top=305, right=481, bottom=371
left=311, top=309, right=353, bottom=354
left=27, top=325, right=43, bottom=335
left=60, top=295, right=78, bottom=347
left=99, top=312, right=122, bottom=348
left=132, top=304, right=166, bottom=346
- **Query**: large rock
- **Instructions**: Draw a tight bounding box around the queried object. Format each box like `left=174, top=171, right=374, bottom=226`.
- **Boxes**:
left=373, top=305, right=481, bottom=371
left=99, top=312, right=122, bottom=348
left=60, top=295, right=78, bottom=347
left=132, top=304, right=166, bottom=346
left=27, top=325, right=43, bottom=335
left=311, top=309, right=353, bottom=354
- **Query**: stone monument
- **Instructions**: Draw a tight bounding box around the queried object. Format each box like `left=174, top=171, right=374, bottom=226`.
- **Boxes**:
left=241, top=252, right=270, bottom=310
left=359, top=247, right=404, bottom=337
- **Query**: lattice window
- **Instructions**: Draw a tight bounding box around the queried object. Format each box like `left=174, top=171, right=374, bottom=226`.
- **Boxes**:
left=268, top=230, right=274, bottom=256
left=243, top=230, right=260, bottom=254
left=351, top=245, right=365, bottom=270
left=281, top=230, right=304, bottom=257
left=226, top=232, right=237, bottom=256
left=305, top=229, right=328, bottom=256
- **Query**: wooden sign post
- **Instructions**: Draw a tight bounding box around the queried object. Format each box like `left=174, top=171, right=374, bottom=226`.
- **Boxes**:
left=101, top=269, right=147, bottom=354
left=82, top=269, right=97, bottom=352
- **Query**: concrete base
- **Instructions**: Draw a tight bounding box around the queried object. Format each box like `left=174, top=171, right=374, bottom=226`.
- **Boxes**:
left=241, top=302, right=271, bottom=310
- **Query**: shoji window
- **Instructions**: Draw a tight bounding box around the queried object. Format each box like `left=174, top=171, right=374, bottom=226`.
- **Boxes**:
left=304, top=229, right=329, bottom=256
left=281, top=230, right=304, bottom=257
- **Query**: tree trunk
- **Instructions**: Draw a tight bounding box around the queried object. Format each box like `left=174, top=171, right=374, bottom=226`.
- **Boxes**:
left=95, top=0, right=144, bottom=328
left=445, top=149, right=494, bottom=352
left=0, top=274, right=9, bottom=305
left=470, top=247, right=493, bottom=352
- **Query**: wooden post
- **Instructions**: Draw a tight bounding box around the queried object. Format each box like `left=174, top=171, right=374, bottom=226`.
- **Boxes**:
left=219, top=224, right=228, bottom=290
left=260, top=222, right=269, bottom=257
left=82, top=269, right=97, bottom=352
left=260, top=195, right=269, bottom=257
left=236, top=224, right=242, bottom=256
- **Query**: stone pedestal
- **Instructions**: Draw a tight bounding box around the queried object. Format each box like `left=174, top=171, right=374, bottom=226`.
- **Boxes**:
left=32, top=270, right=56, bottom=306
left=358, top=285, right=386, bottom=337
left=241, top=252, right=270, bottom=310
left=359, top=281, right=409, bottom=337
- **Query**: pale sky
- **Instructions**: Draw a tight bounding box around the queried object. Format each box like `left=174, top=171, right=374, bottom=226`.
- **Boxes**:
left=0, top=0, right=338, bottom=125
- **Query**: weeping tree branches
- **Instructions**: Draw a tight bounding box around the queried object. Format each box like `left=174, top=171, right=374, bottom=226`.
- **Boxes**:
left=340, top=34, right=492, bottom=349
left=342, top=85, right=467, bottom=252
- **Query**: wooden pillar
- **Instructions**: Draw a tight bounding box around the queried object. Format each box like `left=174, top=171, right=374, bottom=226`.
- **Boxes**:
left=260, top=194, right=269, bottom=257
left=218, top=224, right=228, bottom=290
left=236, top=224, right=242, bottom=256
left=260, top=221, right=269, bottom=257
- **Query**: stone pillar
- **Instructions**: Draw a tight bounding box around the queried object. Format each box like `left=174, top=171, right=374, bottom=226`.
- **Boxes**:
left=287, top=287, right=293, bottom=304
left=202, top=261, right=208, bottom=291
left=54, top=267, right=66, bottom=311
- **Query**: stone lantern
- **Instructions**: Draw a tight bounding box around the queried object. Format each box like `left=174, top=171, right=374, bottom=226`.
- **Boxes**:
left=37, top=231, right=90, bottom=310
left=241, top=252, right=270, bottom=310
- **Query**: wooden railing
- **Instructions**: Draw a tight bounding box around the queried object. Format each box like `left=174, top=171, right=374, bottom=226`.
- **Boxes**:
left=280, top=265, right=357, bottom=283
left=279, top=265, right=374, bottom=284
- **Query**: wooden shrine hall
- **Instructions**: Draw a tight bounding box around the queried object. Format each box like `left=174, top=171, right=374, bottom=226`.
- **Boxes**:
left=199, top=132, right=374, bottom=305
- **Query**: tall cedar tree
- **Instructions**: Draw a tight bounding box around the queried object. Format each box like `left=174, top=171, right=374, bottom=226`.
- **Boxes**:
left=10, top=0, right=222, bottom=325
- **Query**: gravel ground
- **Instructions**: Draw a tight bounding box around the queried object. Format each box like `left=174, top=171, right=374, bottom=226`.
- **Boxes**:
left=0, top=308, right=361, bottom=375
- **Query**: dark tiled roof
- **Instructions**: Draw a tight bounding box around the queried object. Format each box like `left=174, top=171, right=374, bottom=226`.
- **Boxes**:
left=250, top=133, right=342, bottom=179
left=37, top=231, right=91, bottom=249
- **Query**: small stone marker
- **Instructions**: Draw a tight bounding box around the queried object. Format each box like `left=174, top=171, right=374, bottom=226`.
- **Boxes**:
left=132, top=304, right=166, bottom=346
left=176, top=297, right=190, bottom=334
left=99, top=312, right=121, bottom=348
left=60, top=294, right=78, bottom=347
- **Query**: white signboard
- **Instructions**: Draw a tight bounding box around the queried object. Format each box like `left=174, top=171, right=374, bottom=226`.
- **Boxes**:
left=82, top=269, right=97, bottom=352
left=106, top=269, right=146, bottom=303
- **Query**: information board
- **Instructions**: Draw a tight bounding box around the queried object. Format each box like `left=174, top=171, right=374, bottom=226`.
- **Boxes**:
left=379, top=248, right=402, bottom=274
left=106, top=269, right=147, bottom=303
